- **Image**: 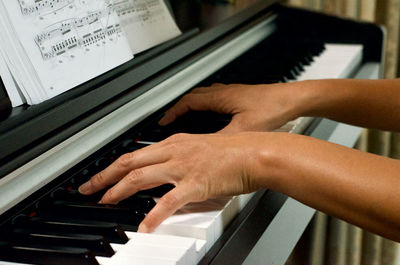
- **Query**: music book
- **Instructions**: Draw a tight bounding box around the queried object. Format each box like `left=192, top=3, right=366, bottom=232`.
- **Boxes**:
left=0, top=0, right=181, bottom=106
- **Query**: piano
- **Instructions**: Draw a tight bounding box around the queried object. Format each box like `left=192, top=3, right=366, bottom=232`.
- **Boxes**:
left=0, top=1, right=385, bottom=264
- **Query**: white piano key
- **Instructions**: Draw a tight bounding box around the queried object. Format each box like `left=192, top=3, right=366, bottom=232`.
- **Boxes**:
left=97, top=255, right=177, bottom=265
left=297, top=44, right=363, bottom=81
left=110, top=243, right=125, bottom=252
left=125, top=232, right=197, bottom=265
left=154, top=214, right=216, bottom=251
left=113, top=243, right=188, bottom=265
left=236, top=192, right=256, bottom=210
left=196, top=240, right=207, bottom=263
left=193, top=198, right=237, bottom=239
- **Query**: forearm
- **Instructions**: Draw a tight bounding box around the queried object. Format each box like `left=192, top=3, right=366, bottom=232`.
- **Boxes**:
left=294, top=79, right=400, bottom=131
left=254, top=133, right=400, bottom=241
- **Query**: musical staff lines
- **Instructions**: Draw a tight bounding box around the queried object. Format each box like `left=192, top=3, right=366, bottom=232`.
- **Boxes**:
left=18, top=0, right=75, bottom=16
left=114, top=0, right=165, bottom=24
left=34, top=9, right=123, bottom=60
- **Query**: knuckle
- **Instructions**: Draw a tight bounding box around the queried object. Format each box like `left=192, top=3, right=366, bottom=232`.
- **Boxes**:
left=126, top=169, right=143, bottom=186
left=182, top=93, right=195, bottom=102
left=102, top=189, right=117, bottom=204
left=91, top=171, right=106, bottom=187
left=169, top=133, right=188, bottom=142
left=116, top=153, right=134, bottom=168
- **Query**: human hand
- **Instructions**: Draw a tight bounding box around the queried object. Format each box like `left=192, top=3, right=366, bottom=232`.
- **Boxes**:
left=78, top=132, right=273, bottom=233
left=158, top=82, right=309, bottom=133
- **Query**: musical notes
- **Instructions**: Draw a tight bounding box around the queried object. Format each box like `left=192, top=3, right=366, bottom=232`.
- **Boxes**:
left=113, top=0, right=181, bottom=54
left=34, top=9, right=124, bottom=60
left=1, top=0, right=180, bottom=105
left=18, top=0, right=75, bottom=16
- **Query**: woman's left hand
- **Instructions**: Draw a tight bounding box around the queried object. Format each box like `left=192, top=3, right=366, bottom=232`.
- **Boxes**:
left=78, top=132, right=273, bottom=233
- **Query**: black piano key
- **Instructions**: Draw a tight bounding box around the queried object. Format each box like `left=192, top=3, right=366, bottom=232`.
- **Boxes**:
left=119, top=194, right=156, bottom=212
left=122, top=139, right=150, bottom=152
left=51, top=188, right=104, bottom=202
left=94, top=157, right=112, bottom=171
left=70, top=168, right=93, bottom=188
left=0, top=242, right=99, bottom=265
left=5, top=228, right=115, bottom=257
left=43, top=201, right=146, bottom=228
left=13, top=215, right=129, bottom=243
left=51, top=188, right=156, bottom=212
left=137, top=184, right=175, bottom=197
left=135, top=129, right=173, bottom=142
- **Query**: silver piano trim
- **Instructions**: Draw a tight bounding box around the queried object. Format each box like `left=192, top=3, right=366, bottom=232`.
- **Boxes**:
left=0, top=14, right=278, bottom=215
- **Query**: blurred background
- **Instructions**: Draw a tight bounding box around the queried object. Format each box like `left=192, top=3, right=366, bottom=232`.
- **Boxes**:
left=281, top=1, right=400, bottom=265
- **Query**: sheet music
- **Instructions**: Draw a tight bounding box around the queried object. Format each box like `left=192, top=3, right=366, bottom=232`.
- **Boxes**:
left=2, top=0, right=134, bottom=101
left=114, top=0, right=182, bottom=53
left=0, top=52, right=25, bottom=107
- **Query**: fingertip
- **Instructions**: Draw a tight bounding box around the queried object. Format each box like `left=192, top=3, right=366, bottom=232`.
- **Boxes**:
left=78, top=181, right=92, bottom=195
left=158, top=113, right=174, bottom=126
left=138, top=223, right=151, bottom=233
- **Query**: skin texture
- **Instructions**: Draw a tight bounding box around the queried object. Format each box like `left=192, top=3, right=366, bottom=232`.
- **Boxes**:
left=79, top=79, right=400, bottom=241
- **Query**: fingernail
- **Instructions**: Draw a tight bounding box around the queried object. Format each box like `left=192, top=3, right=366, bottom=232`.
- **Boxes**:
left=78, top=181, right=91, bottom=194
left=138, top=223, right=150, bottom=233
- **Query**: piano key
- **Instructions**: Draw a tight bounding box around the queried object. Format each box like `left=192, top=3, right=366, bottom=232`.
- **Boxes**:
left=124, top=232, right=197, bottom=265
left=13, top=216, right=129, bottom=244
left=296, top=44, right=363, bottom=81
left=97, top=255, right=178, bottom=265
left=70, top=168, right=93, bottom=188
left=112, top=244, right=188, bottom=265
left=7, top=228, right=114, bottom=257
left=121, top=139, right=149, bottom=152
left=51, top=188, right=103, bottom=202
left=176, top=197, right=234, bottom=240
left=50, top=188, right=156, bottom=212
left=0, top=242, right=99, bottom=265
left=118, top=195, right=156, bottom=212
left=154, top=214, right=216, bottom=251
left=136, top=184, right=174, bottom=197
left=195, top=240, right=207, bottom=264
left=43, top=201, right=145, bottom=229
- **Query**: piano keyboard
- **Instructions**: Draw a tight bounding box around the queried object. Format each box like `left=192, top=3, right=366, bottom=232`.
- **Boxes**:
left=0, top=23, right=364, bottom=265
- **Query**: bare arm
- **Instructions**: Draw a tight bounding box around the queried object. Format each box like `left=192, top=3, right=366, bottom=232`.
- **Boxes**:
left=298, top=78, right=400, bottom=131
left=78, top=78, right=400, bottom=241
left=79, top=132, right=400, bottom=241
left=159, top=79, right=400, bottom=132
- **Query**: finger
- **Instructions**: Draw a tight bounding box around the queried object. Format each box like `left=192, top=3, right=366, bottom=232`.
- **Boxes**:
left=159, top=93, right=217, bottom=126
left=99, top=163, right=175, bottom=204
left=138, top=184, right=195, bottom=233
left=79, top=145, right=170, bottom=195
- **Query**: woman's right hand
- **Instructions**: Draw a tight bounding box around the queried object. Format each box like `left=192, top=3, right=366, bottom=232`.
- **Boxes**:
left=158, top=82, right=312, bottom=133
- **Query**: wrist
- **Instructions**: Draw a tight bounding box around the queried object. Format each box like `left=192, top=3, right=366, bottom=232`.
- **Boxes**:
left=248, top=132, right=292, bottom=191
left=294, top=79, right=358, bottom=118
left=289, top=80, right=328, bottom=118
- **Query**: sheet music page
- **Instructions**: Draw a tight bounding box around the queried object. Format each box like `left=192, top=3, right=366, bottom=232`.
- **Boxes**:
left=0, top=5, right=40, bottom=104
left=1, top=0, right=134, bottom=101
left=0, top=53, right=25, bottom=107
left=114, top=0, right=182, bottom=54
